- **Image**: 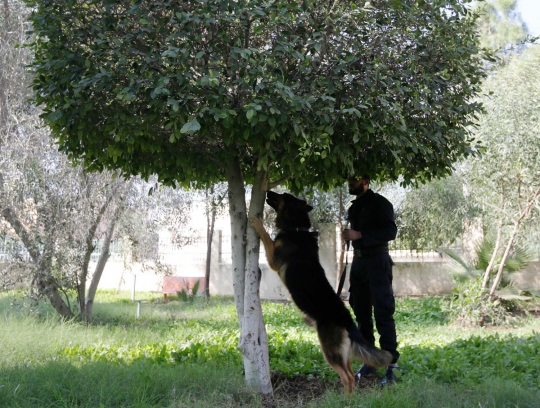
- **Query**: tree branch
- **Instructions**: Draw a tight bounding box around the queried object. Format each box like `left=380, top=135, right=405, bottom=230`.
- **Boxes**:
left=84, top=202, right=123, bottom=322
left=1, top=207, right=41, bottom=262
left=268, top=176, right=290, bottom=190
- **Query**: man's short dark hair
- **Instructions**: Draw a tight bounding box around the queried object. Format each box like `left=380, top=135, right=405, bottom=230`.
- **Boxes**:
left=346, top=174, right=371, bottom=182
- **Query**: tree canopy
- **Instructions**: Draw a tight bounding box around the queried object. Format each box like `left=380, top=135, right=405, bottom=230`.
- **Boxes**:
left=26, top=0, right=487, bottom=189
left=467, top=47, right=540, bottom=275
left=474, top=0, right=528, bottom=52
left=396, top=172, right=479, bottom=250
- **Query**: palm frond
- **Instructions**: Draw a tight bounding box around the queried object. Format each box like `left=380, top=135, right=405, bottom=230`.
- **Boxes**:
left=474, top=236, right=495, bottom=270
left=439, top=247, right=480, bottom=281
left=439, top=247, right=474, bottom=271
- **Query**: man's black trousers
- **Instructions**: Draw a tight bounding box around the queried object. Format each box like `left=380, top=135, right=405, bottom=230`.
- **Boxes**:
left=349, top=252, right=400, bottom=364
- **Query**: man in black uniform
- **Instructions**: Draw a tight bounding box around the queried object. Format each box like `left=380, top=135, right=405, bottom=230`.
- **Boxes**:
left=342, top=175, right=400, bottom=386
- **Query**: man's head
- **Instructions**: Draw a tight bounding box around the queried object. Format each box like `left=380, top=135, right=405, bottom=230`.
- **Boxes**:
left=348, top=175, right=370, bottom=196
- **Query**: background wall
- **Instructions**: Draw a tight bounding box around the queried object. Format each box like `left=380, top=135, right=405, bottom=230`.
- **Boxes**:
left=91, top=225, right=539, bottom=299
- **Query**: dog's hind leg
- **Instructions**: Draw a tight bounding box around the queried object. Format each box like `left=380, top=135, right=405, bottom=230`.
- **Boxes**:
left=330, top=362, right=355, bottom=394
left=318, top=326, right=356, bottom=394
left=347, top=358, right=355, bottom=383
left=249, top=216, right=278, bottom=271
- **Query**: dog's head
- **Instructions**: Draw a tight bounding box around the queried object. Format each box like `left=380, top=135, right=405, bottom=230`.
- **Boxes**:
left=266, top=191, right=313, bottom=231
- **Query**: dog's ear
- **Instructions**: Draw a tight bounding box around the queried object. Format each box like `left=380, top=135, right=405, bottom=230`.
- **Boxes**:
left=293, top=198, right=312, bottom=213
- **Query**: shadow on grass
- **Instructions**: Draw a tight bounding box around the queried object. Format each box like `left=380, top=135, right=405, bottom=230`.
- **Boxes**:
left=1, top=332, right=539, bottom=407
left=314, top=378, right=540, bottom=408
left=2, top=292, right=539, bottom=407
left=399, top=333, right=540, bottom=390
left=0, top=359, right=259, bottom=408
left=3, top=344, right=537, bottom=408
left=269, top=332, right=540, bottom=401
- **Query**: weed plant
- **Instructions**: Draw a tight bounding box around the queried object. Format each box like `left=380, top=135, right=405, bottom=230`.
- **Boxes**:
left=0, top=290, right=539, bottom=407
left=444, top=278, right=519, bottom=326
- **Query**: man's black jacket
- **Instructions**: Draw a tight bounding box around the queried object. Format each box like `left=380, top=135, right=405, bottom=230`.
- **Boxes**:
left=347, top=189, right=397, bottom=251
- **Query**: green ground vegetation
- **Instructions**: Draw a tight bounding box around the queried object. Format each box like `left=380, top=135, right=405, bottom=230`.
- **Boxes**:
left=0, top=291, right=538, bottom=407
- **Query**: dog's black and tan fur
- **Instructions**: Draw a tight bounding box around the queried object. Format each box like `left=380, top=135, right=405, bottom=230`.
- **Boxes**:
left=250, top=191, right=392, bottom=394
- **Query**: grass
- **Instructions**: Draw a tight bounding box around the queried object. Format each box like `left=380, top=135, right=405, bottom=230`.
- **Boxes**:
left=0, top=290, right=539, bottom=407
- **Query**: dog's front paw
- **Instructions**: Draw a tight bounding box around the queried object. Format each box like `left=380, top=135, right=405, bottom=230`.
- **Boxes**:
left=249, top=217, right=264, bottom=235
left=249, top=216, right=263, bottom=230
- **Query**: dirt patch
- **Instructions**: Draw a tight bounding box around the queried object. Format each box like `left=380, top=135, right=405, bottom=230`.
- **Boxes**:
left=261, top=372, right=380, bottom=408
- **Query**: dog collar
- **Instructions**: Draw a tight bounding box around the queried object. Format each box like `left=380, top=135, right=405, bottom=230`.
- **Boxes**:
left=282, top=227, right=311, bottom=232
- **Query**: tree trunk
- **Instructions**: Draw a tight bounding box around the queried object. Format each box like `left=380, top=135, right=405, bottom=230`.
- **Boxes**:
left=205, top=186, right=217, bottom=298
left=0, top=79, right=8, bottom=137
left=488, top=186, right=540, bottom=301
left=2, top=208, right=42, bottom=261
left=40, top=219, right=75, bottom=319
left=225, top=157, right=247, bottom=325
left=2, top=207, right=73, bottom=318
left=241, top=169, right=272, bottom=395
left=79, top=190, right=116, bottom=315
left=488, top=222, right=518, bottom=302
left=482, top=220, right=502, bottom=289
left=85, top=208, right=121, bottom=322
left=225, top=158, right=273, bottom=395
left=36, top=273, right=74, bottom=318
left=336, top=188, right=346, bottom=289
left=0, top=0, right=10, bottom=140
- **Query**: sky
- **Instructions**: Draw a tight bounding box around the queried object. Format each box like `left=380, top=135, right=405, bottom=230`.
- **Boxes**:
left=516, top=0, right=540, bottom=36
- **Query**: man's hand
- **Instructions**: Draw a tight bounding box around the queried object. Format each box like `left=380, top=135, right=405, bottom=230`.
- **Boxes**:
left=342, top=229, right=362, bottom=241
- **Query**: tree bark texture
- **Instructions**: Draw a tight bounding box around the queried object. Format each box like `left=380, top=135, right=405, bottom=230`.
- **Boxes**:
left=205, top=186, right=216, bottom=298
left=79, top=189, right=116, bottom=315
left=85, top=206, right=122, bottom=322
left=1, top=207, right=73, bottom=318
left=0, top=0, right=10, bottom=139
left=482, top=220, right=502, bottom=289
left=225, top=159, right=273, bottom=395
left=241, top=169, right=272, bottom=395
left=225, top=157, right=247, bottom=326
left=488, top=186, right=540, bottom=301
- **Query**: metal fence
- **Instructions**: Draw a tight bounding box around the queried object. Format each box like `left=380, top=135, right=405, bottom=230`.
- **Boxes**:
left=159, top=235, right=209, bottom=264
left=89, top=239, right=124, bottom=262
left=2, top=228, right=538, bottom=266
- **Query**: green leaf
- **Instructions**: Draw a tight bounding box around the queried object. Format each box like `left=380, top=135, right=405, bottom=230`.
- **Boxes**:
left=246, top=109, right=255, bottom=120
left=180, top=118, right=201, bottom=134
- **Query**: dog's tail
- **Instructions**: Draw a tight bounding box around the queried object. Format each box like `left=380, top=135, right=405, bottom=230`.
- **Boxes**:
left=351, top=341, right=393, bottom=367
left=350, top=331, right=393, bottom=368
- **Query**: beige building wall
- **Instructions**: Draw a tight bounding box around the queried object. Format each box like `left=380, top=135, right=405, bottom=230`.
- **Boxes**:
left=97, top=259, right=539, bottom=300
left=3, top=223, right=538, bottom=299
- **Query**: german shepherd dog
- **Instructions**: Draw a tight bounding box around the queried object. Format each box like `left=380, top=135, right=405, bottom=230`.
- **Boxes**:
left=250, top=191, right=392, bottom=394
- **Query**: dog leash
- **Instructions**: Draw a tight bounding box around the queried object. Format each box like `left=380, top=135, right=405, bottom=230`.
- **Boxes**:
left=336, top=240, right=350, bottom=297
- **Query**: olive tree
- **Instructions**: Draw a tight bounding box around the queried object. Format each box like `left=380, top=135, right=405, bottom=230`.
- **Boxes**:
left=467, top=48, right=540, bottom=301
left=0, top=2, right=192, bottom=321
left=396, top=172, right=480, bottom=250
left=25, top=0, right=487, bottom=394
left=474, top=0, right=527, bottom=52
